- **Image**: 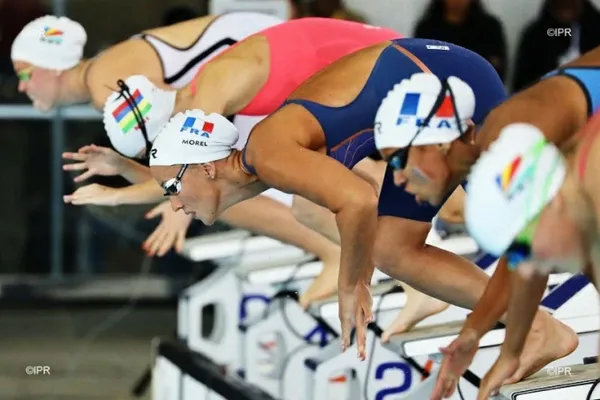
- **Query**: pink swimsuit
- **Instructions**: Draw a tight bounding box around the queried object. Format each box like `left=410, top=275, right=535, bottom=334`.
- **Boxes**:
left=191, top=18, right=401, bottom=116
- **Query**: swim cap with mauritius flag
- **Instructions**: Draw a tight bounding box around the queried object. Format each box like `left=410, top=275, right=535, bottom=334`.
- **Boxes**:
left=103, top=75, right=176, bottom=157
left=150, top=109, right=240, bottom=166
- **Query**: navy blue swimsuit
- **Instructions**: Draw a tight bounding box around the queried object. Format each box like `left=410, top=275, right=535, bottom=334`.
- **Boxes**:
left=244, top=38, right=507, bottom=222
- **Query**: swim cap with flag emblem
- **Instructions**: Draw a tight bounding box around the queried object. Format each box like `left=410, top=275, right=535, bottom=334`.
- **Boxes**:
left=103, top=75, right=176, bottom=157
left=465, top=123, right=567, bottom=256
left=11, top=15, right=86, bottom=70
left=374, top=72, right=475, bottom=150
left=150, top=109, right=239, bottom=166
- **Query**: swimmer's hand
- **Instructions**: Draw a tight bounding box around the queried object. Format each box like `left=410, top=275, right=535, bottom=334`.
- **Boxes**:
left=63, top=183, right=120, bottom=206
left=477, top=352, right=519, bottom=400
left=143, top=201, right=193, bottom=257
left=339, top=281, right=372, bottom=361
left=63, top=144, right=124, bottom=183
left=431, top=328, right=480, bottom=400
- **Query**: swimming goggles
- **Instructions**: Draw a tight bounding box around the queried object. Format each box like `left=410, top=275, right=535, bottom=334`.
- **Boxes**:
left=160, top=164, right=189, bottom=196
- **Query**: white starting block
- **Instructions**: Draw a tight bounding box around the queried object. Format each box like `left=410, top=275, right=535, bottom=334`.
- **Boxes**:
left=499, top=362, right=600, bottom=400
left=380, top=274, right=599, bottom=399
left=182, top=230, right=306, bottom=266
left=243, top=282, right=403, bottom=399
left=152, top=338, right=277, bottom=400
left=180, top=253, right=318, bottom=371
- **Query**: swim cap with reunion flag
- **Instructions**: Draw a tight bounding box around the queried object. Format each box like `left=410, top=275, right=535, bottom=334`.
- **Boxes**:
left=11, top=15, right=86, bottom=70
left=465, top=123, right=566, bottom=256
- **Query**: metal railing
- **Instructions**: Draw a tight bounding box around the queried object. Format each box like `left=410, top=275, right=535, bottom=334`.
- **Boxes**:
left=0, top=104, right=101, bottom=278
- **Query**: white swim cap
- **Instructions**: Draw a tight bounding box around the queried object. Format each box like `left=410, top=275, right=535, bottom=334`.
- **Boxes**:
left=11, top=15, right=86, bottom=70
left=150, top=110, right=239, bottom=166
left=465, top=123, right=566, bottom=256
left=374, top=73, right=475, bottom=150
left=103, top=75, right=176, bottom=157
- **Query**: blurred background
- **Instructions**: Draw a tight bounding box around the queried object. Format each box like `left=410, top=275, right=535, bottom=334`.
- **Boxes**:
left=0, top=0, right=599, bottom=398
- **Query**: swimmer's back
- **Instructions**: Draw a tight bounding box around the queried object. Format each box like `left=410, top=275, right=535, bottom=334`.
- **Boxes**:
left=280, top=38, right=506, bottom=169
left=239, top=18, right=402, bottom=115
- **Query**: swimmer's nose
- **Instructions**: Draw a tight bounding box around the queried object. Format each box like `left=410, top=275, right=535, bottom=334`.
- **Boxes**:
left=169, top=197, right=184, bottom=212
left=393, top=170, right=407, bottom=186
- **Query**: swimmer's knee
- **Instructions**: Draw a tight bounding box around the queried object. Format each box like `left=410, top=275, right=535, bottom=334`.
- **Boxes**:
left=374, top=216, right=430, bottom=270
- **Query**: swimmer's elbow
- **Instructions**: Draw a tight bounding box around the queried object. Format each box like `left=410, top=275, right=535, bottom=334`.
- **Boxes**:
left=340, top=191, right=378, bottom=217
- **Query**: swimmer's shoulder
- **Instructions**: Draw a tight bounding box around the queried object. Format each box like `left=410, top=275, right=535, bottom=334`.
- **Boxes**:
left=288, top=41, right=390, bottom=103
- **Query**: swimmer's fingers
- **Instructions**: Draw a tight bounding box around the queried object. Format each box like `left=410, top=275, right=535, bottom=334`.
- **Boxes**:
left=78, top=144, right=103, bottom=154
left=175, top=230, right=186, bottom=254
left=338, top=290, right=356, bottom=353
left=144, top=224, right=169, bottom=256
left=145, top=202, right=168, bottom=220
left=72, top=170, right=96, bottom=183
left=156, top=230, right=177, bottom=257
left=62, top=152, right=87, bottom=162
left=355, top=307, right=367, bottom=361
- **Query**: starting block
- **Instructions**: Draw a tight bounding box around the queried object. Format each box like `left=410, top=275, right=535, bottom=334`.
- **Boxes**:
left=180, top=253, right=317, bottom=372
left=182, top=230, right=306, bottom=266
left=152, top=337, right=276, bottom=400
left=499, top=362, right=600, bottom=400
left=382, top=274, right=600, bottom=399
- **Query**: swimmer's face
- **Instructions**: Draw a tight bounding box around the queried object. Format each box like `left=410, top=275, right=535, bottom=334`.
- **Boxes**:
left=528, top=195, right=587, bottom=275
left=13, top=61, right=61, bottom=111
left=151, top=164, right=220, bottom=225
left=444, top=0, right=471, bottom=13
left=380, top=144, right=451, bottom=206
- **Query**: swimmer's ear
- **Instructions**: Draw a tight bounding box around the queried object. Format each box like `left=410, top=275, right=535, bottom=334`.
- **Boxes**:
left=437, top=143, right=451, bottom=154
left=462, top=125, right=476, bottom=144
left=201, top=162, right=217, bottom=180
left=549, top=191, right=565, bottom=214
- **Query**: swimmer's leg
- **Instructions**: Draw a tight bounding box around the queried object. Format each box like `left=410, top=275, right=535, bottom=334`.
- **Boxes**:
left=290, top=195, right=341, bottom=307
left=375, top=217, right=487, bottom=312
left=219, top=195, right=340, bottom=309
left=375, top=217, right=578, bottom=377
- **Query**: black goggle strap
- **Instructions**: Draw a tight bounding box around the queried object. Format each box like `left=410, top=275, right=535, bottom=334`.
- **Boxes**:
left=116, top=79, right=152, bottom=158
left=387, top=78, right=461, bottom=168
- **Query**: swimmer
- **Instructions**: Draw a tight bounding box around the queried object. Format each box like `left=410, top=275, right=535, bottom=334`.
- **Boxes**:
left=373, top=46, right=600, bottom=399
left=147, top=38, right=507, bottom=359
left=17, top=16, right=407, bottom=307
left=465, top=114, right=600, bottom=399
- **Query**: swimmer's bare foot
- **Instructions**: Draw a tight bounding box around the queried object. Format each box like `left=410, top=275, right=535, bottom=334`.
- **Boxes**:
left=381, top=282, right=449, bottom=342
left=299, top=259, right=339, bottom=309
left=504, top=311, right=578, bottom=385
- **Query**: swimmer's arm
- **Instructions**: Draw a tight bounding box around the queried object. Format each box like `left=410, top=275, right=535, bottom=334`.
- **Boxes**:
left=112, top=180, right=164, bottom=205
left=581, top=134, right=600, bottom=231
left=476, top=77, right=588, bottom=153
left=176, top=56, right=265, bottom=116
left=500, top=269, right=548, bottom=358
left=117, top=158, right=153, bottom=184
left=460, top=257, right=510, bottom=337
left=252, top=144, right=378, bottom=290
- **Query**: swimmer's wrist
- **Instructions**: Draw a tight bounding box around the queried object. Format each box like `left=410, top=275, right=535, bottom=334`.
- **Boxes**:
left=115, top=155, right=130, bottom=176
